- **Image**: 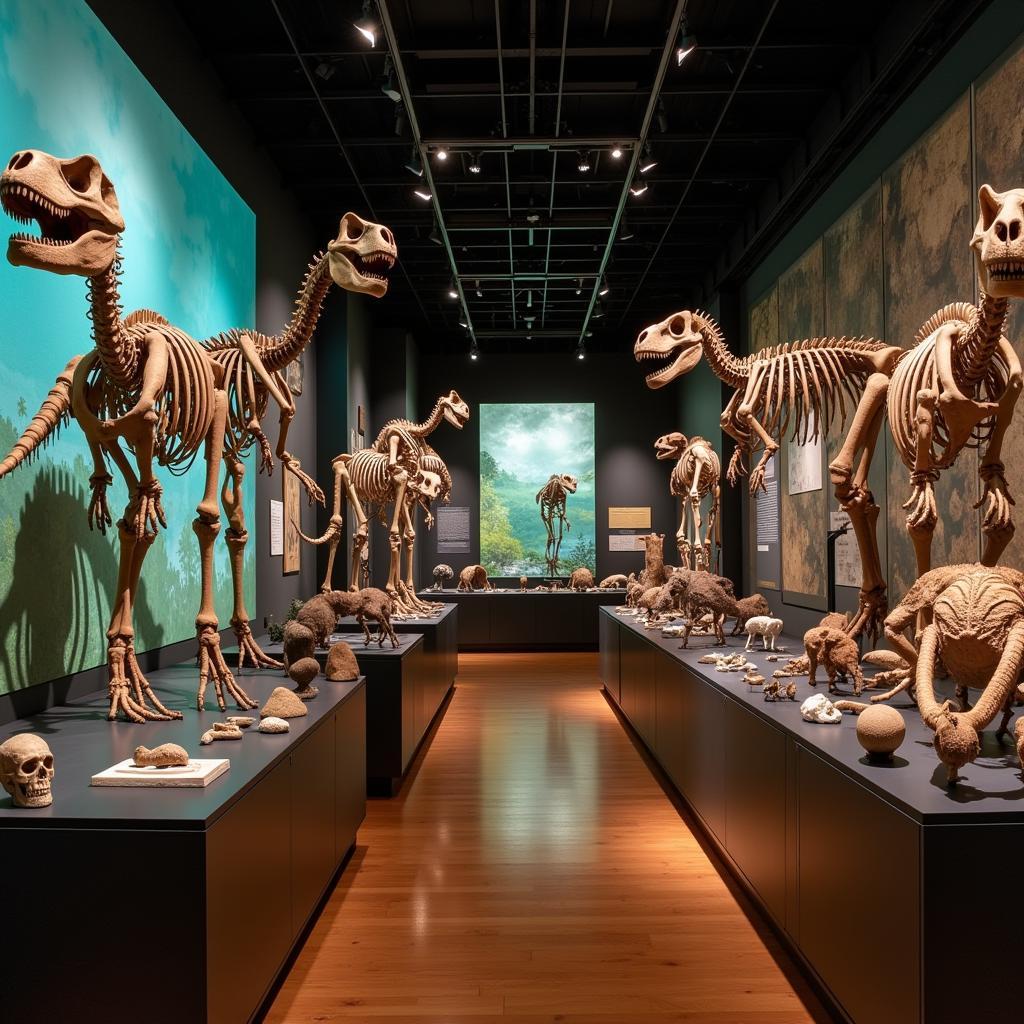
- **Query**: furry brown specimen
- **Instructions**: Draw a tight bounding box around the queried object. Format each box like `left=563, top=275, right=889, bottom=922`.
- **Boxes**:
left=679, top=574, right=738, bottom=647
left=625, top=578, right=645, bottom=608
left=638, top=533, right=669, bottom=588
left=598, top=574, right=628, bottom=589
left=328, top=588, right=400, bottom=648
left=457, top=564, right=492, bottom=591
left=282, top=592, right=340, bottom=687
left=569, top=568, right=594, bottom=591
left=730, top=593, right=770, bottom=635
left=639, top=573, right=690, bottom=624
left=804, top=626, right=863, bottom=695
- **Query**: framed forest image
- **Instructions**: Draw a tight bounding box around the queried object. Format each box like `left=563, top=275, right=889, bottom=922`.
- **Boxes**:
left=283, top=469, right=300, bottom=575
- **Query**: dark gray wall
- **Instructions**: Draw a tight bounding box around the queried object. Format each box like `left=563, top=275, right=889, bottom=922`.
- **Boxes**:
left=414, top=351, right=685, bottom=584
left=88, top=0, right=331, bottom=626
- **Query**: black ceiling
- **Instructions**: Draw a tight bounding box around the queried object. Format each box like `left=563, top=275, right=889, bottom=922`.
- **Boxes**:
left=175, top=0, right=993, bottom=355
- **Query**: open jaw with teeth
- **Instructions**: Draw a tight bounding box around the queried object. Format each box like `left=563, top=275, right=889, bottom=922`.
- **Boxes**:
left=344, top=248, right=395, bottom=285
left=987, top=259, right=1024, bottom=282
left=636, top=346, right=685, bottom=385
left=0, top=181, right=91, bottom=248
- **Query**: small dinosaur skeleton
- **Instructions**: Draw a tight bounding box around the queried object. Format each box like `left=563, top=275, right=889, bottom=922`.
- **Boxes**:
left=299, top=391, right=468, bottom=615
left=654, top=431, right=721, bottom=571
left=536, top=473, right=577, bottom=577
left=0, top=150, right=394, bottom=721
left=636, top=310, right=899, bottom=640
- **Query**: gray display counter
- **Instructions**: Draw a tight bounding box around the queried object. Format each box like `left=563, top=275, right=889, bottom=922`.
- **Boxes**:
left=422, top=587, right=627, bottom=649
left=600, top=607, right=1024, bottom=1024
left=0, top=663, right=366, bottom=1024
left=265, top=630, right=451, bottom=795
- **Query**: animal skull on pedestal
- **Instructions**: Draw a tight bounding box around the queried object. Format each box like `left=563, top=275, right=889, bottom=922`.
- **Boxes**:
left=0, top=733, right=54, bottom=807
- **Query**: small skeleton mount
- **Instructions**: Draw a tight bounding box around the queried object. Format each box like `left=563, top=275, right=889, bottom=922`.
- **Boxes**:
left=903, top=566, right=1024, bottom=784
left=0, top=149, right=394, bottom=722
left=636, top=310, right=899, bottom=642
left=655, top=431, right=721, bottom=571
left=536, top=473, right=578, bottom=577
left=887, top=185, right=1024, bottom=579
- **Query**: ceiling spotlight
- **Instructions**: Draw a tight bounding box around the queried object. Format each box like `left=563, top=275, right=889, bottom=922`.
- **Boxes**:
left=414, top=189, right=432, bottom=201
left=404, top=149, right=423, bottom=177
left=630, top=182, right=649, bottom=197
left=468, top=152, right=482, bottom=174
left=640, top=159, right=658, bottom=174
left=475, top=279, right=483, bottom=298
left=576, top=345, right=586, bottom=361
left=447, top=277, right=459, bottom=300
left=527, top=289, right=533, bottom=308
left=435, top=148, right=448, bottom=162
left=458, top=317, right=469, bottom=329
left=598, top=277, right=609, bottom=296
left=611, top=146, right=623, bottom=159
left=575, top=278, right=583, bottom=295
left=380, top=57, right=401, bottom=102
left=428, top=221, right=442, bottom=246
left=315, top=61, right=336, bottom=82
left=676, top=20, right=697, bottom=65
left=592, top=303, right=605, bottom=319
left=355, top=0, right=376, bottom=46
left=470, top=344, right=479, bottom=360
left=577, top=151, right=591, bottom=173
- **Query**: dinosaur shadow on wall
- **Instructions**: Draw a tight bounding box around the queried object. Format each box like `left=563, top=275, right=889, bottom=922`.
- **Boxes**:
left=0, top=464, right=163, bottom=712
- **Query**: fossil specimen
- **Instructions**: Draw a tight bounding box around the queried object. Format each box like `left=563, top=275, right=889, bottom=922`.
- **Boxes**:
left=569, top=567, right=594, bottom=591
left=800, top=693, right=842, bottom=724
left=200, top=722, right=244, bottom=744
left=0, top=734, right=54, bottom=807
left=457, top=564, right=492, bottom=591
left=132, top=743, right=189, bottom=767
left=598, top=574, right=628, bottom=589
left=432, top=564, right=454, bottom=590
left=536, top=473, right=578, bottom=576
left=803, top=626, right=864, bottom=695
left=654, top=431, right=721, bottom=571
left=260, top=687, right=308, bottom=720
left=258, top=716, right=290, bottom=734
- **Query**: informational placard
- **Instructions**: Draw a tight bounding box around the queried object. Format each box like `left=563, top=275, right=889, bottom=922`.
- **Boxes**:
left=437, top=506, right=471, bottom=553
left=756, top=457, right=779, bottom=544
left=269, top=499, right=284, bottom=557
left=608, top=506, right=652, bottom=530
left=830, top=510, right=860, bottom=588
left=787, top=436, right=822, bottom=494
left=609, top=533, right=646, bottom=551
left=283, top=471, right=300, bottom=575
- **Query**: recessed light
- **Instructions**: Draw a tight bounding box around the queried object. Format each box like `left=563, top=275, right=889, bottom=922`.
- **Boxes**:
left=414, top=189, right=432, bottom=201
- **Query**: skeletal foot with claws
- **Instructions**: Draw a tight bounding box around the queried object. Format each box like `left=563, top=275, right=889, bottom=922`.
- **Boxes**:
left=233, top=619, right=283, bottom=671
left=88, top=472, right=113, bottom=533
left=284, top=456, right=325, bottom=506
left=131, top=479, right=167, bottom=538
left=197, top=625, right=257, bottom=712
left=107, top=637, right=183, bottom=723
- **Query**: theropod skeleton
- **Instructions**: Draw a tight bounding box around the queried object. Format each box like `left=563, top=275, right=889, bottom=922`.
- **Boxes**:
left=636, top=310, right=900, bottom=640
left=0, top=150, right=395, bottom=721
left=536, top=473, right=578, bottom=577
left=655, top=431, right=721, bottom=572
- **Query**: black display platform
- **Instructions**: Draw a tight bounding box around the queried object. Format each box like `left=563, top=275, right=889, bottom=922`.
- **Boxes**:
left=422, top=587, right=627, bottom=649
left=600, top=607, right=1024, bottom=1024
left=0, top=663, right=366, bottom=1024
left=264, top=630, right=452, bottom=796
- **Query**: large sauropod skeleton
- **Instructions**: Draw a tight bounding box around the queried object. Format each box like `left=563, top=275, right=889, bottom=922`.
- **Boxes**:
left=200, top=212, right=395, bottom=666
left=536, top=472, right=578, bottom=577
left=885, top=184, right=1024, bottom=578
left=635, top=310, right=900, bottom=640
left=194, top=212, right=394, bottom=669
left=655, top=431, right=721, bottom=571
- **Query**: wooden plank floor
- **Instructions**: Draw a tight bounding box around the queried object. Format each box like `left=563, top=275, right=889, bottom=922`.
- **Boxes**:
left=264, top=652, right=833, bottom=1024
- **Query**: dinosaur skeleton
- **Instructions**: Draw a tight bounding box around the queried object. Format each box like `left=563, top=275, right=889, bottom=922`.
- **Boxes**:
left=636, top=310, right=899, bottom=640
left=0, top=150, right=394, bottom=721
left=654, top=431, right=721, bottom=571
left=300, top=392, right=468, bottom=615
left=536, top=473, right=577, bottom=577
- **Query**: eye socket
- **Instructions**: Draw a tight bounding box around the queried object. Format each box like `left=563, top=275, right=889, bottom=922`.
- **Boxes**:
left=668, top=315, right=686, bottom=336
left=62, top=156, right=97, bottom=195
left=21, top=758, right=38, bottom=775
left=344, top=216, right=364, bottom=240
left=42, top=756, right=53, bottom=770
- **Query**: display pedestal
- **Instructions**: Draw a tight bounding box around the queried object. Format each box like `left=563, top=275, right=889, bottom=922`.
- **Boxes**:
left=0, top=664, right=366, bottom=1024
left=424, top=588, right=627, bottom=650
left=600, top=607, right=1024, bottom=1024
left=264, top=631, right=451, bottom=796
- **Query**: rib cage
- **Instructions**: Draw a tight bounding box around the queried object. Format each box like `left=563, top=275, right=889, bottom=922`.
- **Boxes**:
left=344, top=449, right=399, bottom=506
left=91, top=321, right=216, bottom=473
left=670, top=440, right=720, bottom=499
left=888, top=306, right=1010, bottom=468
left=205, top=341, right=274, bottom=459
left=743, top=337, right=889, bottom=446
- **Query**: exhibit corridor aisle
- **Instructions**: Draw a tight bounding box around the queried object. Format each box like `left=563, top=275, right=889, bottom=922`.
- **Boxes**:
left=266, top=653, right=830, bottom=1023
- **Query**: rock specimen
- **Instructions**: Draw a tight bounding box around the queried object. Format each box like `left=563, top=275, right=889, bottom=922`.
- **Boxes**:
left=200, top=722, right=244, bottom=745
left=258, top=716, right=290, bottom=734
left=226, top=716, right=255, bottom=728
left=325, top=641, right=359, bottom=681
left=132, top=743, right=189, bottom=767
left=260, top=687, right=308, bottom=720
left=764, top=679, right=798, bottom=702
left=800, top=694, right=842, bottom=724
left=856, top=705, right=906, bottom=760
left=0, top=734, right=54, bottom=807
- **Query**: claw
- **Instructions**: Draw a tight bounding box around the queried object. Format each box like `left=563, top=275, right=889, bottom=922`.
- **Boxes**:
left=88, top=472, right=113, bottom=534
left=197, top=625, right=258, bottom=711
left=107, top=637, right=182, bottom=723
left=234, top=620, right=283, bottom=671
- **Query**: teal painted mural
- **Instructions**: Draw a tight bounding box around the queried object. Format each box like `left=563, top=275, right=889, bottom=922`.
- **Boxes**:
left=0, top=0, right=255, bottom=692
left=479, top=403, right=596, bottom=577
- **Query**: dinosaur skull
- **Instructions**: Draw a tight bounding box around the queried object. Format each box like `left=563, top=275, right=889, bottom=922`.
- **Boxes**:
left=1, top=150, right=123, bottom=276
left=971, top=185, right=1024, bottom=298
left=328, top=211, right=397, bottom=298
left=442, top=390, right=471, bottom=428
left=559, top=473, right=578, bottom=494
left=654, top=431, right=688, bottom=460
left=0, top=733, right=54, bottom=808
left=411, top=469, right=444, bottom=502
left=634, top=310, right=703, bottom=389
